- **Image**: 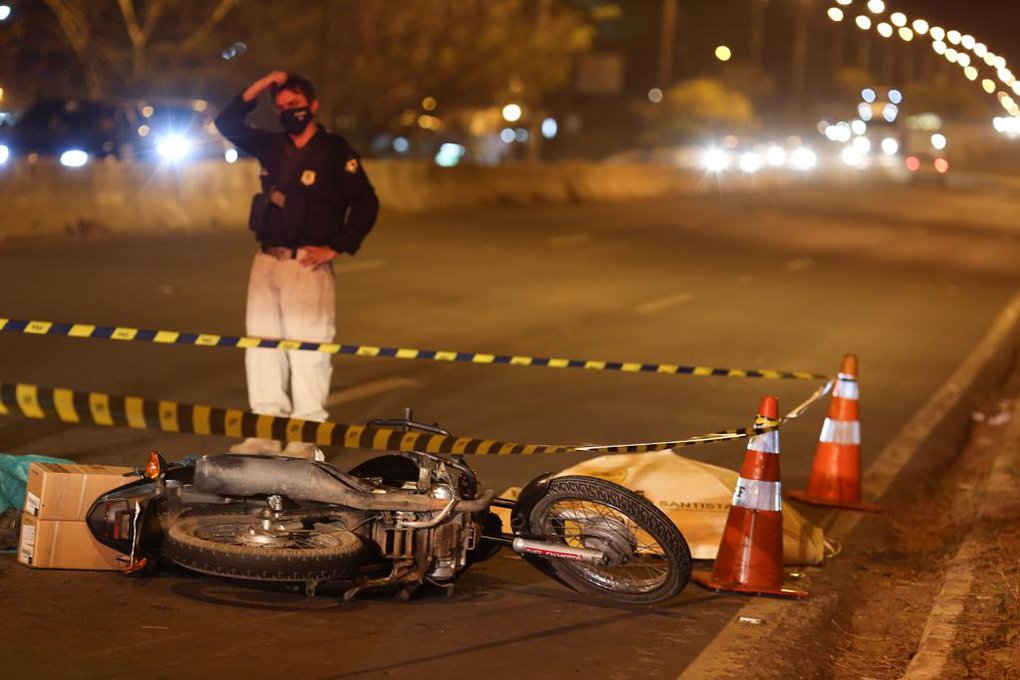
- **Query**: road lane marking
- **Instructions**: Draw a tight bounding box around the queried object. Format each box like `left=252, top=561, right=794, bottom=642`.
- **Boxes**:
left=783, top=257, right=815, bottom=273
left=325, top=376, right=422, bottom=407
left=548, top=233, right=591, bottom=248
left=634, top=292, right=696, bottom=315
left=334, top=259, right=385, bottom=275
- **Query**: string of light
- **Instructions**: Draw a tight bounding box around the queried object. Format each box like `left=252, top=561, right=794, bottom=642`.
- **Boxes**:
left=826, top=0, right=1020, bottom=118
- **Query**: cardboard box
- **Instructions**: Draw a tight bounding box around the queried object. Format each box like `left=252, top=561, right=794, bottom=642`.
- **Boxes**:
left=24, top=462, right=133, bottom=521
left=18, top=512, right=123, bottom=570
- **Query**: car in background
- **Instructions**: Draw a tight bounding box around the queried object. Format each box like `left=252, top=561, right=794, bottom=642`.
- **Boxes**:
left=0, top=113, right=12, bottom=165
left=903, top=115, right=949, bottom=186
left=9, top=97, right=235, bottom=166
left=904, top=151, right=949, bottom=185
left=9, top=99, right=133, bottom=163
left=119, top=98, right=233, bottom=163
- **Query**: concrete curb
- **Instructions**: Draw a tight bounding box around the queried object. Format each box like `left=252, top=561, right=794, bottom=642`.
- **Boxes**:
left=678, top=290, right=1020, bottom=679
left=0, top=159, right=807, bottom=242
left=902, top=388, right=1020, bottom=677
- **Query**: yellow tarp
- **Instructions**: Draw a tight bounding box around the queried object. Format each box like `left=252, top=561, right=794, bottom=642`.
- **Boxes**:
left=494, top=450, right=831, bottom=566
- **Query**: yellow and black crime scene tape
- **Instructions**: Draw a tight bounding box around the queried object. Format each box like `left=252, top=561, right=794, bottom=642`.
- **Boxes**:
left=0, top=317, right=829, bottom=382
left=0, top=381, right=813, bottom=456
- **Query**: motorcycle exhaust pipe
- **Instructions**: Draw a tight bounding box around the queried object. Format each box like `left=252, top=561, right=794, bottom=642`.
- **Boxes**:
left=512, top=537, right=606, bottom=565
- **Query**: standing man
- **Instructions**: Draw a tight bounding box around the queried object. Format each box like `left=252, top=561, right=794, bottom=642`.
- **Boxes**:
left=216, top=71, right=379, bottom=457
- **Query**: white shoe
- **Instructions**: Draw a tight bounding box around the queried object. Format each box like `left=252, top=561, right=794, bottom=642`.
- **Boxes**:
left=228, top=438, right=282, bottom=455
left=282, top=441, right=324, bottom=460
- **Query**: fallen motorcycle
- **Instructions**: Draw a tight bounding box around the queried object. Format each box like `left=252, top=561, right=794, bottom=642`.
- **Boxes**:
left=86, top=413, right=692, bottom=604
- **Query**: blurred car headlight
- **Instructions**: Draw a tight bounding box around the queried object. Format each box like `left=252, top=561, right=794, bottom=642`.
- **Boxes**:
left=0, top=144, right=8, bottom=165
left=841, top=146, right=865, bottom=167
left=157, top=135, right=192, bottom=162
left=765, top=146, right=786, bottom=167
left=881, top=137, right=899, bottom=155
left=435, top=143, right=466, bottom=168
left=790, top=147, right=817, bottom=171
left=739, top=151, right=762, bottom=174
left=703, top=148, right=729, bottom=173
left=60, top=149, right=89, bottom=168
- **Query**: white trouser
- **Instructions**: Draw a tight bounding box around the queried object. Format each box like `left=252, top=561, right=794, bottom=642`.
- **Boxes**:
left=244, top=251, right=335, bottom=423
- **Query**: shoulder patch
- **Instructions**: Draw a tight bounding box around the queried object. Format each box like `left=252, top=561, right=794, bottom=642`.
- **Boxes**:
left=345, top=157, right=359, bottom=174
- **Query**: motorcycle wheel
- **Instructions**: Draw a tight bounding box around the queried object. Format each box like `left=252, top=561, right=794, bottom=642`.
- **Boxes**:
left=165, top=513, right=369, bottom=582
left=526, top=476, right=692, bottom=604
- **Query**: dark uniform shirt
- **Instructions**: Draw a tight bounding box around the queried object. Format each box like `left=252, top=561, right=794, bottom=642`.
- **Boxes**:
left=215, top=94, right=379, bottom=254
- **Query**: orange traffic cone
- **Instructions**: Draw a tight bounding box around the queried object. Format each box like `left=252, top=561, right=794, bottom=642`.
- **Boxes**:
left=692, top=396, right=808, bottom=599
left=788, top=354, right=881, bottom=512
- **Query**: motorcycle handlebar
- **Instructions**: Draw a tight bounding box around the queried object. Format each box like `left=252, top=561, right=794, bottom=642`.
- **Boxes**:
left=364, top=418, right=453, bottom=438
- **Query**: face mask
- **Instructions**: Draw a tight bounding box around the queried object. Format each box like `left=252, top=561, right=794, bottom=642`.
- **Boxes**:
left=279, top=106, right=313, bottom=135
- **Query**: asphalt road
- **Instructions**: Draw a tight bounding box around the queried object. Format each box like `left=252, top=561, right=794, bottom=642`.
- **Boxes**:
left=2, top=178, right=1018, bottom=678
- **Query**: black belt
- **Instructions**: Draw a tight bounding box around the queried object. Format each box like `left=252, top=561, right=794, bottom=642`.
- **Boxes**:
left=260, top=245, right=298, bottom=260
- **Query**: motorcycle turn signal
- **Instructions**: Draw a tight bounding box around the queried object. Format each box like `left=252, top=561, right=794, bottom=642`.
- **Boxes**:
left=144, top=451, right=167, bottom=479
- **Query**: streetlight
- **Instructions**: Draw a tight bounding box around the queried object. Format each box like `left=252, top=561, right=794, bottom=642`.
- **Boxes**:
left=0, top=5, right=10, bottom=21
left=912, top=19, right=929, bottom=35
left=827, top=7, right=844, bottom=22
left=855, top=15, right=872, bottom=30
left=877, top=22, right=893, bottom=38
left=715, top=45, right=732, bottom=62
left=866, top=0, right=884, bottom=14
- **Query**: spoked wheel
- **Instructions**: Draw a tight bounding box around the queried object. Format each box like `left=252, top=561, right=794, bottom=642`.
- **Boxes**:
left=165, top=513, right=369, bottom=583
left=527, top=476, right=692, bottom=604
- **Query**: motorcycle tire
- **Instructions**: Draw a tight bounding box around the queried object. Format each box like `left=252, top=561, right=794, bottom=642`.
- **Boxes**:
left=526, top=476, right=692, bottom=604
left=165, top=513, right=370, bottom=582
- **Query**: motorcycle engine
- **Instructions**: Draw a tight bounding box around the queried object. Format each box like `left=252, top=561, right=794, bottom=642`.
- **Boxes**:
left=362, top=454, right=481, bottom=583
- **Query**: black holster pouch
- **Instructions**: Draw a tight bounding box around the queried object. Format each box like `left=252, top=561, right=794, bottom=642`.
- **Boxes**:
left=248, top=193, right=268, bottom=235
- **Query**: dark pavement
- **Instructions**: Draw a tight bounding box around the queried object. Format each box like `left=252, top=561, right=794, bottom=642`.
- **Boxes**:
left=1, top=179, right=1018, bottom=678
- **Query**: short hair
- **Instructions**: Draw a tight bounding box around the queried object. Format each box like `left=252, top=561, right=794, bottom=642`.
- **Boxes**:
left=272, top=73, right=316, bottom=103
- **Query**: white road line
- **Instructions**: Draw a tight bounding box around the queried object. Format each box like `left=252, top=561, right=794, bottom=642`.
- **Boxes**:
left=325, top=377, right=422, bottom=407
left=334, top=259, right=386, bottom=275
left=548, top=233, right=591, bottom=248
left=634, top=292, right=696, bottom=315
left=783, top=257, right=815, bottom=273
